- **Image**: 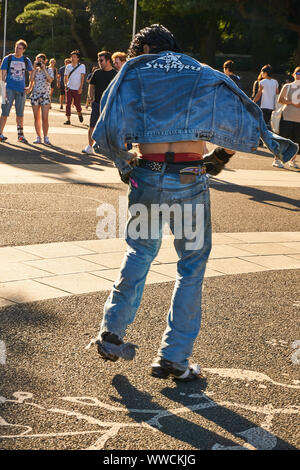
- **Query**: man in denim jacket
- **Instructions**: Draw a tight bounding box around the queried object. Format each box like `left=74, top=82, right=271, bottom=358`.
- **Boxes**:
left=88, top=25, right=298, bottom=382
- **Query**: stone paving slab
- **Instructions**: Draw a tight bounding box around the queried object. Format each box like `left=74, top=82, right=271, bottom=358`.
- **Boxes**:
left=0, top=163, right=120, bottom=185
left=36, top=272, right=113, bottom=295
left=223, top=231, right=300, bottom=243
left=23, top=256, right=106, bottom=275
left=0, top=232, right=299, bottom=305
left=0, top=247, right=41, bottom=263
left=0, top=262, right=54, bottom=282
left=240, top=255, right=300, bottom=270
left=0, top=279, right=70, bottom=303
left=207, top=257, right=270, bottom=275
left=213, top=168, right=300, bottom=187
left=228, top=242, right=296, bottom=255
left=16, top=242, right=96, bottom=258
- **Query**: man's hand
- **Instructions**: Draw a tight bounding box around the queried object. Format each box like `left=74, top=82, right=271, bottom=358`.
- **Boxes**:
left=118, top=169, right=132, bottom=184
left=25, top=86, right=31, bottom=95
left=202, top=147, right=235, bottom=176
left=118, top=152, right=140, bottom=184
left=78, top=88, right=82, bottom=95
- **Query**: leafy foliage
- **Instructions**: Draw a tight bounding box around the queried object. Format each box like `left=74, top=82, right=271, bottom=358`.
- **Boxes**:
left=3, top=0, right=300, bottom=71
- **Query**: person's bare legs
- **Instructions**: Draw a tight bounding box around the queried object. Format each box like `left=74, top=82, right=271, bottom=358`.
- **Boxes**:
left=0, top=116, right=8, bottom=135
left=88, top=126, right=94, bottom=146
left=41, top=104, right=50, bottom=138
left=32, top=105, right=42, bottom=138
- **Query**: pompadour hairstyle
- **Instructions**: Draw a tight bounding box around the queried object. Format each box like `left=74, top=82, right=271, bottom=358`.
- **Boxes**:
left=127, top=24, right=181, bottom=58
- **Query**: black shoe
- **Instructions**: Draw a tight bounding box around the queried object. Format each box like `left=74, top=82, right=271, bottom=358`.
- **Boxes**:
left=151, top=358, right=201, bottom=381
left=86, top=331, right=138, bottom=362
left=78, top=114, right=83, bottom=123
left=18, top=135, right=28, bottom=144
left=64, top=120, right=71, bottom=125
left=97, top=332, right=123, bottom=362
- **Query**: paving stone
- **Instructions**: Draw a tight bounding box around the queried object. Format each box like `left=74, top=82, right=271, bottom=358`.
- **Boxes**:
left=0, top=262, right=52, bottom=282
left=37, top=272, right=113, bottom=294
left=207, top=258, right=269, bottom=274
left=240, top=255, right=300, bottom=270
left=0, top=280, right=70, bottom=303
left=16, top=242, right=95, bottom=258
left=23, top=257, right=104, bottom=275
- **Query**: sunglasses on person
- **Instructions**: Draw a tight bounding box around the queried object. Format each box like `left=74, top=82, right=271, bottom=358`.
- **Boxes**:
left=296, top=71, right=300, bottom=75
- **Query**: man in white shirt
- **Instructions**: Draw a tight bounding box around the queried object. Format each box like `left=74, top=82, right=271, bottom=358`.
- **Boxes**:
left=64, top=50, right=86, bottom=125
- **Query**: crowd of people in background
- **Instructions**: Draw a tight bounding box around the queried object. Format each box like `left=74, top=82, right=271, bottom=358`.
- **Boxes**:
left=0, top=38, right=299, bottom=168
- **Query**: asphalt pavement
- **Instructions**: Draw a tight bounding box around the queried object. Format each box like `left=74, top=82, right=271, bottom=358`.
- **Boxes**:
left=0, top=101, right=299, bottom=454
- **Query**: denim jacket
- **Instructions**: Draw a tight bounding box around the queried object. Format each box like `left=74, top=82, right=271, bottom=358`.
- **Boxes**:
left=92, top=51, right=298, bottom=173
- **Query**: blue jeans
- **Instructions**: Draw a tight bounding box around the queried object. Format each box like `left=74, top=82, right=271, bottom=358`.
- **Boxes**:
left=99, top=164, right=212, bottom=368
left=2, top=88, right=26, bottom=117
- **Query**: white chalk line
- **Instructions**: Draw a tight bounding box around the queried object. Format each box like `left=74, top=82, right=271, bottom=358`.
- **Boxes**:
left=0, top=368, right=299, bottom=450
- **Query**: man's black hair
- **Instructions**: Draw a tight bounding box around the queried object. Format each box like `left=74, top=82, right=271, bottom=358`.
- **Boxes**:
left=261, top=64, right=272, bottom=76
left=223, top=60, right=235, bottom=73
left=127, top=24, right=181, bottom=58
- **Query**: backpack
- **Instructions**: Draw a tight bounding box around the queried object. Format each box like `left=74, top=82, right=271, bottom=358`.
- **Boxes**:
left=6, top=54, right=30, bottom=86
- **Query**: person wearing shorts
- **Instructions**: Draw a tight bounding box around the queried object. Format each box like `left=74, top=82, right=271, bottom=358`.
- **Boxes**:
left=82, top=51, right=117, bottom=155
left=0, top=39, right=33, bottom=143
left=57, top=58, right=71, bottom=110
left=29, top=53, right=54, bottom=145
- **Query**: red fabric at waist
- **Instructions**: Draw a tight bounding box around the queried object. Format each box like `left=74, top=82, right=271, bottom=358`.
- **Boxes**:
left=141, top=153, right=203, bottom=162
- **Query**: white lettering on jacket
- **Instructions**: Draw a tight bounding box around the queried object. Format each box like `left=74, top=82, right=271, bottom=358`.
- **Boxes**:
left=140, top=52, right=201, bottom=73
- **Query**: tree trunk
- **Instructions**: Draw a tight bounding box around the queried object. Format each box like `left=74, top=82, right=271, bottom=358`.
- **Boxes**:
left=199, top=22, right=217, bottom=67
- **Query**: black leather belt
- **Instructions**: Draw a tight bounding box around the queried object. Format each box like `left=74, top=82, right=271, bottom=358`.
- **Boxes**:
left=137, top=159, right=205, bottom=174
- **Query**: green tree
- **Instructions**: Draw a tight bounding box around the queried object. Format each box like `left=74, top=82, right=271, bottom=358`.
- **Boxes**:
left=86, top=0, right=143, bottom=53
left=232, top=0, right=300, bottom=68
left=139, top=0, right=237, bottom=66
left=15, top=1, right=90, bottom=58
left=0, top=0, right=30, bottom=53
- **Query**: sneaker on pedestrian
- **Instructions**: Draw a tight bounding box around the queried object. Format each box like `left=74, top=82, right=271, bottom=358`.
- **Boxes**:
left=44, top=136, right=51, bottom=145
left=78, top=114, right=83, bottom=123
left=60, top=105, right=63, bottom=110
left=64, top=120, right=71, bottom=125
left=0, top=134, right=8, bottom=142
left=86, top=331, right=138, bottom=362
left=288, top=160, right=299, bottom=168
left=33, top=136, right=42, bottom=144
left=82, top=144, right=94, bottom=155
left=272, top=159, right=284, bottom=168
left=18, top=135, right=28, bottom=144
left=151, top=357, right=202, bottom=382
